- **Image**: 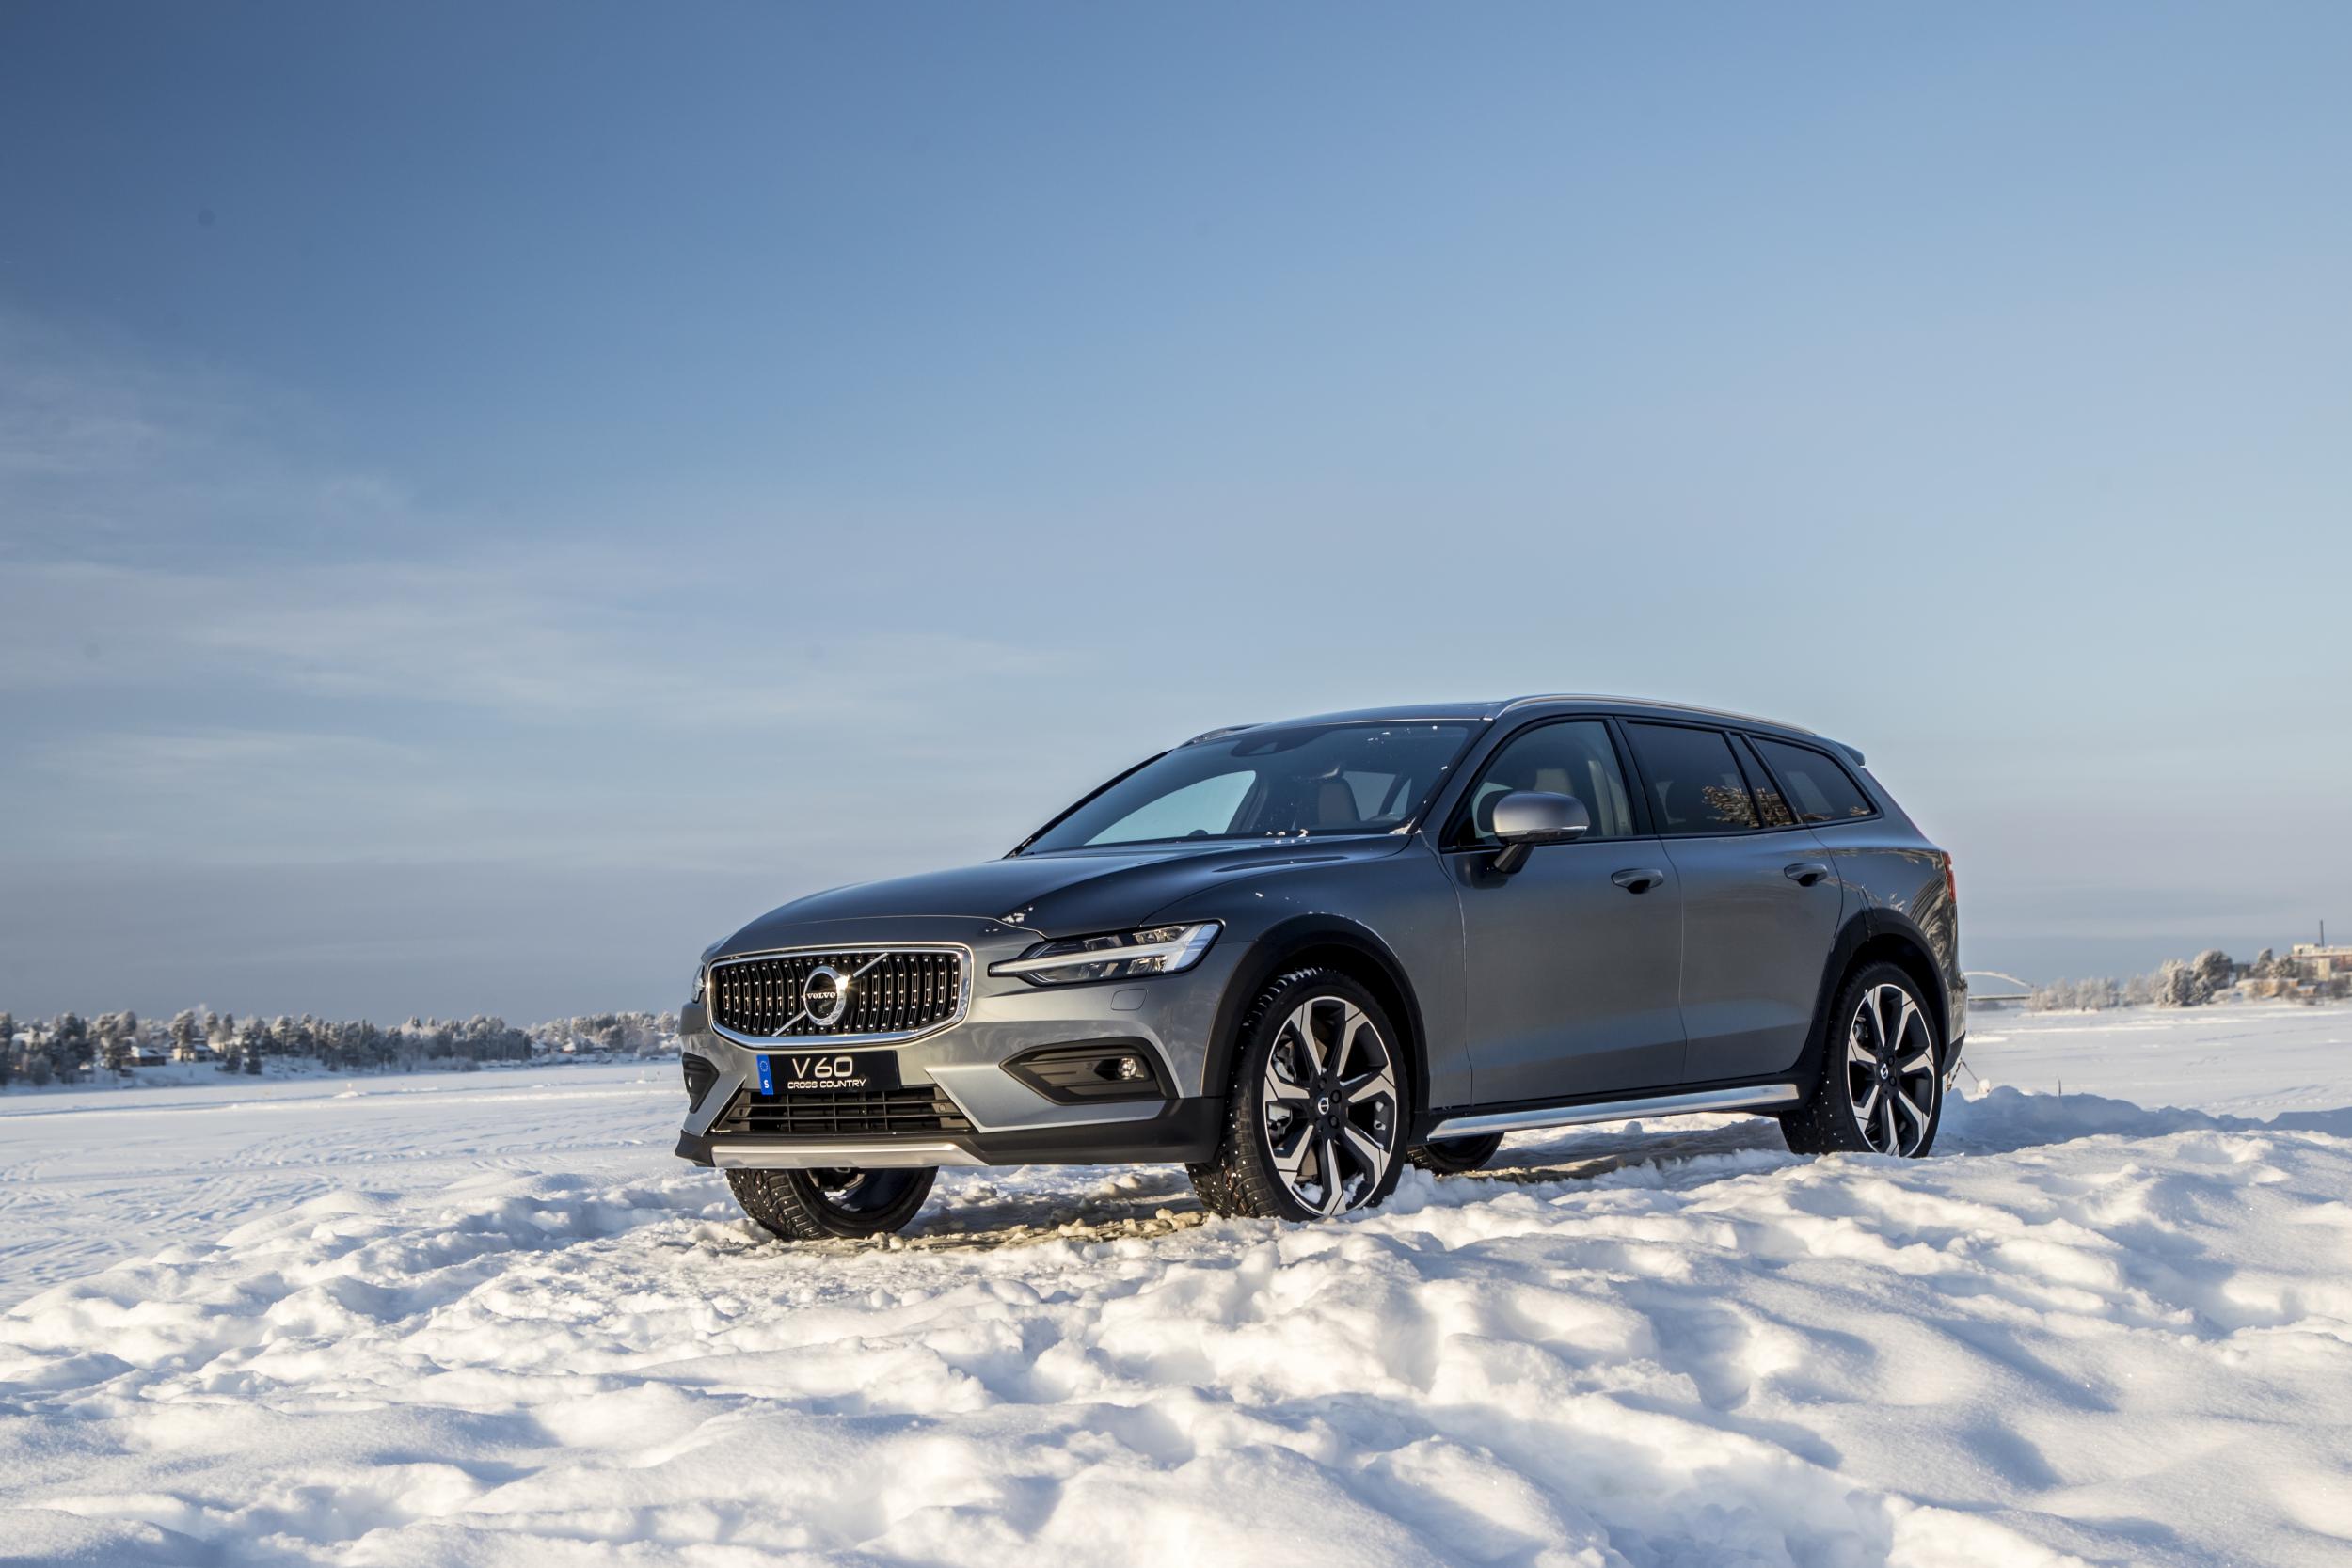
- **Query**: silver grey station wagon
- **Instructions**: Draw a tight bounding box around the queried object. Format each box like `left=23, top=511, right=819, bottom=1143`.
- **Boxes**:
left=675, top=696, right=1963, bottom=1242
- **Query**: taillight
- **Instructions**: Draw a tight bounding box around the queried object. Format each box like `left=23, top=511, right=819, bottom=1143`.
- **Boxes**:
left=1943, top=853, right=1958, bottom=908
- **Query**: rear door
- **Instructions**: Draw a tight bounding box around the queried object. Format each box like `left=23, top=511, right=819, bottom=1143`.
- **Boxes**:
left=1443, top=718, right=1688, bottom=1105
left=1620, top=721, right=1844, bottom=1084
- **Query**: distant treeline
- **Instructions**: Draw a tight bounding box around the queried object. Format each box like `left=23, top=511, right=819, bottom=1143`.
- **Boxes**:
left=0, top=1007, right=679, bottom=1088
left=2029, top=947, right=2297, bottom=1012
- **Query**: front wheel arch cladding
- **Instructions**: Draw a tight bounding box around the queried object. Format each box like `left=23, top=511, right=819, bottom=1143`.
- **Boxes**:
left=1201, top=914, right=1428, bottom=1125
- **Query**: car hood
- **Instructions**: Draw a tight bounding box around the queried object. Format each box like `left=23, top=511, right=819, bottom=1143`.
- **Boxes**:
left=723, top=837, right=1406, bottom=950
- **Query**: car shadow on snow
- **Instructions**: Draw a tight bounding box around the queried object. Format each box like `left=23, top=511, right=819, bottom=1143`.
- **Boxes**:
left=1474, top=1117, right=1791, bottom=1184
left=875, top=1118, right=1791, bottom=1253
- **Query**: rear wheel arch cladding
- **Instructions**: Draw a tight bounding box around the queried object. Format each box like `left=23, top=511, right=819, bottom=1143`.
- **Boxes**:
left=1847, top=920, right=1953, bottom=1064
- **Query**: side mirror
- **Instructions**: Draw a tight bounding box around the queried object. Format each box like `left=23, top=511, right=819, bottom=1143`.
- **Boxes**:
left=1489, top=791, right=1590, bottom=875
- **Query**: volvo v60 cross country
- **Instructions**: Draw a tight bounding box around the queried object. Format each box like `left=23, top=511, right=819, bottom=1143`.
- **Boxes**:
left=675, top=696, right=1964, bottom=1242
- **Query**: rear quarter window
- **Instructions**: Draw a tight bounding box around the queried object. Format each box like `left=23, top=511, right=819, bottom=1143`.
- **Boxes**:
left=1751, top=737, right=1876, bottom=824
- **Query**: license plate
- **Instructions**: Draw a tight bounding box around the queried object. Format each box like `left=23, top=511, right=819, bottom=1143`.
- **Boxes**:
left=757, top=1050, right=902, bottom=1095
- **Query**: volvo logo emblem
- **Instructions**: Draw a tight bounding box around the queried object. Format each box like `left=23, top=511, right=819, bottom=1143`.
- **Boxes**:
left=802, top=965, right=850, bottom=1028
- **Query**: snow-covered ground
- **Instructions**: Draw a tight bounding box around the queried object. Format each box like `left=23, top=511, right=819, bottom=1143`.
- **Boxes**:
left=3, top=1005, right=2348, bottom=1566
left=0, top=1063, right=681, bottom=1304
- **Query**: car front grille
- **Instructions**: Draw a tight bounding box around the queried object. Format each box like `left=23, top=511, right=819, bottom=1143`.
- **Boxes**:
left=712, top=1085, right=973, bottom=1138
left=708, top=947, right=965, bottom=1040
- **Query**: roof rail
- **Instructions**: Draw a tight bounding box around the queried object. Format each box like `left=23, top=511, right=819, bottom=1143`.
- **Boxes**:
left=1180, top=722, right=1259, bottom=747
left=1497, top=692, right=1819, bottom=736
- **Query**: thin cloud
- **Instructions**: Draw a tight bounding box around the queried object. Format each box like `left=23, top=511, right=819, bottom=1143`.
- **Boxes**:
left=0, top=316, right=1062, bottom=727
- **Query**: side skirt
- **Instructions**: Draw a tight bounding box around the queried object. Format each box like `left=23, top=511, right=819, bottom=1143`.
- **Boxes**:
left=1425, top=1083, right=1802, bottom=1141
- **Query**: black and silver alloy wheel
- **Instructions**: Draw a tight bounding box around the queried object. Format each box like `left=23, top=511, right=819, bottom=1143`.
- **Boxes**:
left=1190, top=968, right=1410, bottom=1221
left=1847, top=982, right=1938, bottom=1156
left=1260, top=994, right=1401, bottom=1216
left=1780, top=960, right=1944, bottom=1159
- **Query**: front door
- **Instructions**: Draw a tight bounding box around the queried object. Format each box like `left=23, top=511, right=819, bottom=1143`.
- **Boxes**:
left=1444, top=719, right=1688, bottom=1105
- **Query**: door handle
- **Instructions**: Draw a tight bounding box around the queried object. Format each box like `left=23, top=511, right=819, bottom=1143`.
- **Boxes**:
left=1611, top=867, right=1666, bottom=894
left=1784, top=862, right=1831, bottom=887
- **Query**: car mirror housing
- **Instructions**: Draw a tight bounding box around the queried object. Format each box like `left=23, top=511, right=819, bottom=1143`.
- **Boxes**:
left=1489, top=791, right=1590, bottom=874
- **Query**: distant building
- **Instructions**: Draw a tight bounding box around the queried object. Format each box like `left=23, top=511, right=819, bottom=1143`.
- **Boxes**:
left=2239, top=943, right=2352, bottom=1002
left=2290, top=943, right=2352, bottom=981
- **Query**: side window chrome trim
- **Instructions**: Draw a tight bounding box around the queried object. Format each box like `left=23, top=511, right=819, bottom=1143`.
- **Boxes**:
left=1439, top=715, right=1642, bottom=849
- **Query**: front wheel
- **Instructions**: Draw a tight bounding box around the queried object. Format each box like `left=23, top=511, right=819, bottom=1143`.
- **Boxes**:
left=1188, top=969, right=1407, bottom=1221
left=726, top=1165, right=936, bottom=1242
left=1781, top=962, right=1943, bottom=1157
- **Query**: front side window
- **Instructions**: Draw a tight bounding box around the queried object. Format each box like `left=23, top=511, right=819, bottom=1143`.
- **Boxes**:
left=1751, top=737, right=1876, bottom=824
left=1453, top=720, right=1638, bottom=846
left=1025, top=723, right=1472, bottom=852
left=1624, top=722, right=1758, bottom=835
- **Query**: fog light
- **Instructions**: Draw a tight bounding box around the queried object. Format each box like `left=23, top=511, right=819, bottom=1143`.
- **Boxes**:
left=1005, top=1041, right=1168, bottom=1103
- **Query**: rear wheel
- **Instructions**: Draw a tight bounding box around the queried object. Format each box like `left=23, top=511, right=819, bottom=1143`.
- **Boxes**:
left=726, top=1165, right=936, bottom=1242
left=1189, top=969, right=1407, bottom=1221
left=1781, top=962, right=1942, bottom=1157
left=1408, top=1132, right=1505, bottom=1175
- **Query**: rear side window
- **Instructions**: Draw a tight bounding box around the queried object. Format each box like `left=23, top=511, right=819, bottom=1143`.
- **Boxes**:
left=1624, top=723, right=1758, bottom=835
left=1454, top=720, right=1638, bottom=845
left=1733, top=736, right=1797, bottom=827
left=1751, top=737, right=1876, bottom=824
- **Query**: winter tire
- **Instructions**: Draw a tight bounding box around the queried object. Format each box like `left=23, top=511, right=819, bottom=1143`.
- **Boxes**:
left=1408, top=1132, right=1506, bottom=1175
left=1188, top=969, right=1407, bottom=1222
left=1781, top=962, right=1943, bottom=1158
left=726, top=1165, right=937, bottom=1242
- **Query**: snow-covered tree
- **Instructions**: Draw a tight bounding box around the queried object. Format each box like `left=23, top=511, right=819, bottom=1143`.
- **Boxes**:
left=2190, top=949, right=2234, bottom=997
left=49, top=1012, right=90, bottom=1082
left=2153, top=958, right=2210, bottom=1008
left=2030, top=976, right=2119, bottom=1012
left=95, top=1012, right=135, bottom=1077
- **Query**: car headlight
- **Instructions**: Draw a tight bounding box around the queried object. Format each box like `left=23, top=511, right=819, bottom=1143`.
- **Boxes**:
left=691, top=963, right=707, bottom=1004
left=988, top=921, right=1221, bottom=986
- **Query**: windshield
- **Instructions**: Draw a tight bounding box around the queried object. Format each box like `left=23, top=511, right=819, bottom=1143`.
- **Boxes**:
left=1024, top=722, right=1475, bottom=853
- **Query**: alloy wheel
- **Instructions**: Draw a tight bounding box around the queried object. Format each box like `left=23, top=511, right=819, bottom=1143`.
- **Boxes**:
left=1846, top=981, right=1938, bottom=1155
left=1260, top=993, right=1399, bottom=1215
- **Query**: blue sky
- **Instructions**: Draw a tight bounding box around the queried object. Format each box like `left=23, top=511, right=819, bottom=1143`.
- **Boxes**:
left=3, top=3, right=2348, bottom=1019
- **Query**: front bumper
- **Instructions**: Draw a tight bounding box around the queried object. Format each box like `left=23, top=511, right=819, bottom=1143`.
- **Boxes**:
left=675, top=915, right=1242, bottom=1170
left=674, top=1095, right=1224, bottom=1169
